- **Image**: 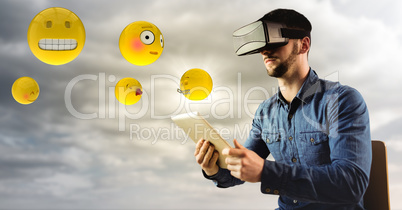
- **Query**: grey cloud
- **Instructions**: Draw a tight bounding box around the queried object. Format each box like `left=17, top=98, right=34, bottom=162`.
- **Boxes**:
left=0, top=1, right=33, bottom=42
left=1, top=0, right=402, bottom=209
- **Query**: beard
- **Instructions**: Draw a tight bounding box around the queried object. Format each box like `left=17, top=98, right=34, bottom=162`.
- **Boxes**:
left=266, top=42, right=299, bottom=78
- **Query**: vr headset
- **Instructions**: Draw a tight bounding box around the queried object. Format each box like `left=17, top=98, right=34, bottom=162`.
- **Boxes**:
left=233, top=20, right=310, bottom=56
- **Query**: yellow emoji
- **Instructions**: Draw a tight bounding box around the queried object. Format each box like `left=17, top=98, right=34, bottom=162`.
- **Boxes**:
left=27, top=7, right=86, bottom=65
left=12, top=77, right=40, bottom=105
left=115, top=77, right=143, bottom=105
left=119, top=21, right=164, bottom=66
left=178, top=68, right=213, bottom=101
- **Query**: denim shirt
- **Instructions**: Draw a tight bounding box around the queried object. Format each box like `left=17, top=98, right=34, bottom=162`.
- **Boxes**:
left=204, top=69, right=372, bottom=210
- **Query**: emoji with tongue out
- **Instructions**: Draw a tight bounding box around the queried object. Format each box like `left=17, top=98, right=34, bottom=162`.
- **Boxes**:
left=119, top=21, right=164, bottom=66
left=27, top=7, right=86, bottom=65
left=115, top=77, right=143, bottom=105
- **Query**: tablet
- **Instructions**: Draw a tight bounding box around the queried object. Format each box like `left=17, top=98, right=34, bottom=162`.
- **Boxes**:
left=171, top=112, right=232, bottom=169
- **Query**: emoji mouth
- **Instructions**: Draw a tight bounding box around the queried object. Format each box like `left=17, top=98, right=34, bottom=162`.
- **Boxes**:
left=149, top=51, right=158, bottom=55
left=38, top=39, right=77, bottom=51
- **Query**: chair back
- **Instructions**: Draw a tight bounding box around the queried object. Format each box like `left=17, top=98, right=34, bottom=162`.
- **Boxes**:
left=363, top=140, right=390, bottom=210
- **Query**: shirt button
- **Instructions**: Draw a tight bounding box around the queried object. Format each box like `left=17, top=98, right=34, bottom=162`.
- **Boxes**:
left=293, top=200, right=298, bottom=204
left=266, top=138, right=270, bottom=143
left=273, top=190, right=279, bottom=195
left=289, top=136, right=293, bottom=141
left=288, top=114, right=293, bottom=119
left=292, top=157, right=297, bottom=163
left=265, top=188, right=271, bottom=193
left=310, top=138, right=315, bottom=143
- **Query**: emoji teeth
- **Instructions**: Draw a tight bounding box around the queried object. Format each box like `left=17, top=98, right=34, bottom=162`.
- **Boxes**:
left=38, top=39, right=77, bottom=51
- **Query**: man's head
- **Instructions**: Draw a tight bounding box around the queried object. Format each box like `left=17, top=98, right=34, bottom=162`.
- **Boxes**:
left=232, top=9, right=311, bottom=56
left=259, top=9, right=312, bottom=42
left=259, top=9, right=312, bottom=78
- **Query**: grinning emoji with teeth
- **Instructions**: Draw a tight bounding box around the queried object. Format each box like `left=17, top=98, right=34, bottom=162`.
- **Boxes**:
left=119, top=21, right=164, bottom=66
left=27, top=7, right=86, bottom=65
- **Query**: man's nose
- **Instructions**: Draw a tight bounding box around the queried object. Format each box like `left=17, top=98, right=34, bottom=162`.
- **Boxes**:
left=260, top=49, right=272, bottom=55
left=260, top=46, right=280, bottom=55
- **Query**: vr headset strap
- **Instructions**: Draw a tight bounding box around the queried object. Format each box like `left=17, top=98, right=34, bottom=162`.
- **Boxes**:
left=281, top=28, right=310, bottom=39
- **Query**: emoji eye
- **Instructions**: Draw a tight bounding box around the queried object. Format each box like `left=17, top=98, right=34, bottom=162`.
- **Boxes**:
left=140, top=30, right=155, bottom=45
left=46, top=21, right=52, bottom=28
left=65, top=21, right=71, bottom=28
left=160, top=34, right=164, bottom=48
left=30, top=91, right=35, bottom=95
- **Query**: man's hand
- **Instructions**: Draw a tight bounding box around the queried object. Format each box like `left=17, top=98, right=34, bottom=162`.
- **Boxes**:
left=222, top=139, right=264, bottom=183
left=194, top=139, right=219, bottom=176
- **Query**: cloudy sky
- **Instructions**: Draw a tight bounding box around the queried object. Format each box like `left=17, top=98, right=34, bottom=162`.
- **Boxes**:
left=1, top=0, right=402, bottom=209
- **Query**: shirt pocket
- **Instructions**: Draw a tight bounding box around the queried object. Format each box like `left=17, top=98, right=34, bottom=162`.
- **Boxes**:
left=299, top=132, right=331, bottom=165
left=262, top=131, right=283, bottom=162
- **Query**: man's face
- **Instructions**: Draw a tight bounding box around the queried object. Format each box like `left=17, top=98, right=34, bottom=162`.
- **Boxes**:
left=260, top=40, right=299, bottom=78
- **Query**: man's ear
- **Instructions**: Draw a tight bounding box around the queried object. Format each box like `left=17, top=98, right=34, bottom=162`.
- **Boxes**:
left=300, top=36, right=310, bottom=54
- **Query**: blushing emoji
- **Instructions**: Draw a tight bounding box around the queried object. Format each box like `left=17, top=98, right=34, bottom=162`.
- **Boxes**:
left=12, top=77, right=40, bottom=105
left=27, top=7, right=86, bottom=65
left=177, top=68, right=213, bottom=101
left=115, top=77, right=143, bottom=105
left=119, top=21, right=164, bottom=66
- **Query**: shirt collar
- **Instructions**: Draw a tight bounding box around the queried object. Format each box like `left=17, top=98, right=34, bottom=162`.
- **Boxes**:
left=276, top=68, right=319, bottom=105
left=276, top=88, right=287, bottom=106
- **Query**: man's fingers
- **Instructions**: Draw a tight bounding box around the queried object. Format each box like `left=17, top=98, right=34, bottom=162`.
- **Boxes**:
left=222, top=148, right=245, bottom=157
left=222, top=148, right=229, bottom=155
left=199, top=140, right=210, bottom=155
left=229, top=169, right=241, bottom=180
left=233, top=139, right=245, bottom=149
left=203, top=144, right=215, bottom=165
left=194, top=139, right=205, bottom=156
left=227, top=163, right=240, bottom=172
left=222, top=140, right=246, bottom=157
left=225, top=156, right=241, bottom=165
left=196, top=140, right=210, bottom=164
left=210, top=151, right=219, bottom=165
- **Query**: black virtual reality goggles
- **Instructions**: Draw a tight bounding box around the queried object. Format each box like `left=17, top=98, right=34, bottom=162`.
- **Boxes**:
left=233, top=20, right=310, bottom=56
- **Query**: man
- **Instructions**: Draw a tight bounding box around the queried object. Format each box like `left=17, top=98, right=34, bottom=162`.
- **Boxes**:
left=194, top=9, right=371, bottom=209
